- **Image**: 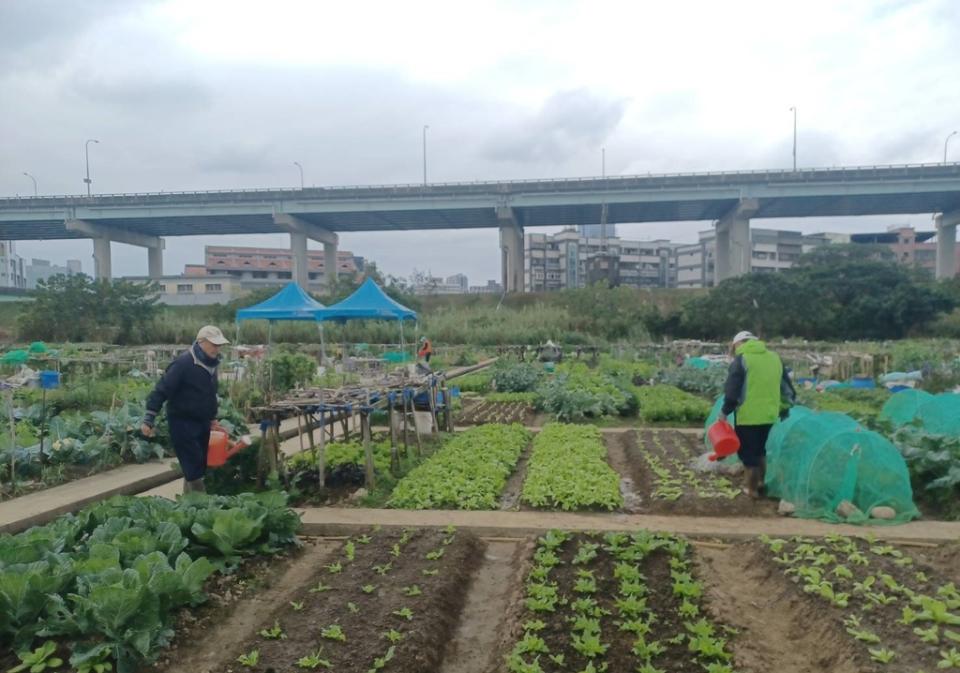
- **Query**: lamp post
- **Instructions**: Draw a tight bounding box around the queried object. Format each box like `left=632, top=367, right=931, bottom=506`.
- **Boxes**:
left=422, top=125, right=429, bottom=186
left=293, top=161, right=304, bottom=190
left=84, top=139, right=99, bottom=196
left=22, top=172, right=37, bottom=196
left=945, top=131, right=958, bottom=164
left=601, top=147, right=606, bottom=178
left=789, top=107, right=797, bottom=171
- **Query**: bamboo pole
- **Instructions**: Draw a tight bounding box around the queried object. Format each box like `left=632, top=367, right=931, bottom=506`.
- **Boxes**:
left=402, top=389, right=410, bottom=456
left=388, top=396, right=399, bottom=475
left=317, top=410, right=326, bottom=489
left=428, top=378, right=439, bottom=435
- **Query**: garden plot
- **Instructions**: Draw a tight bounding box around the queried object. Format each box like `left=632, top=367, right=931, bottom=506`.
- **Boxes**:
left=459, top=397, right=537, bottom=426
left=201, top=527, right=483, bottom=673
left=502, top=530, right=738, bottom=673
left=749, top=533, right=960, bottom=671
left=623, top=429, right=777, bottom=517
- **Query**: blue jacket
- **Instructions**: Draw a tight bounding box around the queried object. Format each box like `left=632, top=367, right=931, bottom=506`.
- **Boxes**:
left=145, top=343, right=220, bottom=425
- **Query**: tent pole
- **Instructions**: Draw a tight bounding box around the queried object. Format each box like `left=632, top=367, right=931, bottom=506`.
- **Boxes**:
left=318, top=322, right=327, bottom=364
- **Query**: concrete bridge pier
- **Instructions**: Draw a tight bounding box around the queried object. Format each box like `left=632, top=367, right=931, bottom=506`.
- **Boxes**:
left=497, top=206, right=524, bottom=293
left=936, top=210, right=960, bottom=279
left=65, top=219, right=165, bottom=282
left=273, top=214, right=339, bottom=291
left=714, top=199, right=758, bottom=285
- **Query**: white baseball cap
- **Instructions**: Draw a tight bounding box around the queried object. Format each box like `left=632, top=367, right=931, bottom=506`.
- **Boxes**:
left=197, top=325, right=230, bottom=345
left=732, top=330, right=757, bottom=344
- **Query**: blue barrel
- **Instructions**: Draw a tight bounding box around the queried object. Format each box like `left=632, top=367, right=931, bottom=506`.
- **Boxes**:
left=850, top=377, right=876, bottom=389
left=39, top=370, right=61, bottom=390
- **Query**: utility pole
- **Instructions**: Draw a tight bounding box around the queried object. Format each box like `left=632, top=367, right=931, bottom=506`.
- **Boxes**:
left=22, top=172, right=37, bottom=196
left=293, top=161, right=304, bottom=189
left=945, top=131, right=957, bottom=164
left=422, top=125, right=429, bottom=185
left=84, top=138, right=99, bottom=196
left=789, top=107, right=797, bottom=171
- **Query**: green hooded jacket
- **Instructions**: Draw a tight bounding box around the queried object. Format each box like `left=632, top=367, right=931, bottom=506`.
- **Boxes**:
left=721, top=340, right=795, bottom=425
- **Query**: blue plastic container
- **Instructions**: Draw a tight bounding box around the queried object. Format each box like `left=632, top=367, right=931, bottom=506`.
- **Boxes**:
left=850, top=377, right=877, bottom=389
left=39, top=370, right=60, bottom=390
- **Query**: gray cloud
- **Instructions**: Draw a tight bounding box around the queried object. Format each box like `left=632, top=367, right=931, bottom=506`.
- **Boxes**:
left=481, top=89, right=627, bottom=164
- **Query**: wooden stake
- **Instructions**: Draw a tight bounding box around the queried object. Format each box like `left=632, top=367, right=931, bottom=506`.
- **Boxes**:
left=388, top=398, right=399, bottom=475
left=402, top=390, right=410, bottom=456
left=428, top=379, right=439, bottom=435
left=317, top=410, right=326, bottom=490
left=362, top=392, right=375, bottom=489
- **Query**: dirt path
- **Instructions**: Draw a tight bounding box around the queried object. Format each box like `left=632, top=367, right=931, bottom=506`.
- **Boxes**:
left=439, top=540, right=529, bottom=673
left=696, top=543, right=870, bottom=673
left=603, top=430, right=643, bottom=512
left=499, top=444, right=532, bottom=510
left=298, top=506, right=960, bottom=541
left=157, top=538, right=342, bottom=673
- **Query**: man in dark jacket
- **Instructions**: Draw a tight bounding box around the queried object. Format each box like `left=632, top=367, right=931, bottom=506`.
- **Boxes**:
left=141, top=325, right=229, bottom=493
left=719, top=331, right=795, bottom=499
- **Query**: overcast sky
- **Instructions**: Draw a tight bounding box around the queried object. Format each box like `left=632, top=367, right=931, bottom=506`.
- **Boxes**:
left=2, top=0, right=959, bottom=283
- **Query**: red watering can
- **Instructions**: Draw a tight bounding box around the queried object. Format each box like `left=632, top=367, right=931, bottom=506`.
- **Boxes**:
left=207, top=426, right=252, bottom=468
left=706, top=419, right=740, bottom=462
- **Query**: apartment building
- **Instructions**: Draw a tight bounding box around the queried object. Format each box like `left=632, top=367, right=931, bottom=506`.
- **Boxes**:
left=189, top=245, right=365, bottom=291
left=0, top=242, right=26, bottom=290
left=674, top=228, right=804, bottom=288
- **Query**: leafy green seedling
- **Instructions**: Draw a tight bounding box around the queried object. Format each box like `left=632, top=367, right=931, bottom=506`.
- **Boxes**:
left=939, top=648, right=960, bottom=668
left=390, top=544, right=402, bottom=558
left=237, top=649, right=260, bottom=667
left=382, top=629, right=404, bottom=643
left=402, top=585, right=422, bottom=597
left=260, top=620, right=287, bottom=640
left=426, top=548, right=445, bottom=561
left=548, top=653, right=566, bottom=666
left=373, top=563, right=392, bottom=576
left=325, top=561, right=343, bottom=574
left=297, top=649, right=333, bottom=669
left=367, top=646, right=396, bottom=672
left=291, top=600, right=305, bottom=611
left=868, top=648, right=895, bottom=664
left=846, top=627, right=881, bottom=643
left=524, top=620, right=547, bottom=632
left=9, top=641, right=63, bottom=673
left=348, top=602, right=360, bottom=614
left=393, top=607, right=414, bottom=621
left=344, top=541, right=356, bottom=562
left=915, top=625, right=940, bottom=643
left=422, top=568, right=439, bottom=576
left=321, top=624, right=347, bottom=642
left=356, top=534, right=372, bottom=544
left=310, top=580, right=333, bottom=593
left=514, top=633, right=549, bottom=655
left=362, top=584, right=377, bottom=594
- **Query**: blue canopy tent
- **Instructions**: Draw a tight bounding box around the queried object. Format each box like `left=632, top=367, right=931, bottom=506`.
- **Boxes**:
left=235, top=282, right=327, bottom=351
left=314, top=278, right=418, bottom=361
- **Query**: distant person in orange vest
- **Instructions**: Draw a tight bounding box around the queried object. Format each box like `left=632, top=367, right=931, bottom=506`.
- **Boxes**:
left=418, top=336, right=433, bottom=364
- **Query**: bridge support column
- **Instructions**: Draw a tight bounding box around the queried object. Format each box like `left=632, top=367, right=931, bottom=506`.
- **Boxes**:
left=324, top=240, right=338, bottom=291
left=498, top=206, right=524, bottom=293
left=92, top=237, right=112, bottom=281
left=714, top=199, right=758, bottom=285
left=148, top=246, right=163, bottom=279
left=273, top=213, right=339, bottom=291
left=936, top=211, right=960, bottom=280
left=66, top=219, right=164, bottom=282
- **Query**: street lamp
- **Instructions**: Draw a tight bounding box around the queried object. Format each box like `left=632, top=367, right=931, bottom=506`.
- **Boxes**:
left=422, top=125, right=429, bottom=186
left=789, top=107, right=797, bottom=171
left=84, top=139, right=99, bottom=196
left=22, top=172, right=37, bottom=196
left=293, top=161, right=304, bottom=190
left=945, top=131, right=958, bottom=164
left=601, top=147, right=606, bottom=178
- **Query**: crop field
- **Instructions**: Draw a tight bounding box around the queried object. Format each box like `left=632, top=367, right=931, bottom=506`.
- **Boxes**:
left=459, top=398, right=537, bottom=426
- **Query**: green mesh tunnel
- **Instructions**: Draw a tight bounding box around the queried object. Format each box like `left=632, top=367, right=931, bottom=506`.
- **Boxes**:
left=880, top=390, right=960, bottom=435
left=766, top=406, right=919, bottom=524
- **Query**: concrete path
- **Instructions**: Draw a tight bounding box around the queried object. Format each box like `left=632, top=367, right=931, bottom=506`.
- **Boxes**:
left=297, top=507, right=960, bottom=543
left=0, top=461, right=179, bottom=534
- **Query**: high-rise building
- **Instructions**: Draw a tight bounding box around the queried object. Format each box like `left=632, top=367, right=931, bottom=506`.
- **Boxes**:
left=674, top=228, right=804, bottom=288
left=525, top=229, right=677, bottom=292
left=26, top=258, right=83, bottom=289
left=578, top=224, right=617, bottom=240
left=0, top=242, right=26, bottom=289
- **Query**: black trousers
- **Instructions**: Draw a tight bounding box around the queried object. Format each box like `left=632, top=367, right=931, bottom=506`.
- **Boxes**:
left=735, top=424, right=772, bottom=468
left=168, top=415, right=211, bottom=481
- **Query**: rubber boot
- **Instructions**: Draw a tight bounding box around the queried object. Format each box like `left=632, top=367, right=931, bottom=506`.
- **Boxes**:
left=742, top=468, right=757, bottom=499
left=758, top=457, right=768, bottom=497
left=183, top=478, right=206, bottom=494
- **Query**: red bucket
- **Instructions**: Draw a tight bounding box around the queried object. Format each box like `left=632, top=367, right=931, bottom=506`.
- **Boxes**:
left=706, top=419, right=740, bottom=462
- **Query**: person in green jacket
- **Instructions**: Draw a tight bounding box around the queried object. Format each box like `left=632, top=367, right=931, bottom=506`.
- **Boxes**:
left=719, top=331, right=795, bottom=499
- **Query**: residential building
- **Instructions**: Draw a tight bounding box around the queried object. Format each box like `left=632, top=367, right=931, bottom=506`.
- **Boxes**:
left=196, top=245, right=365, bottom=291
left=0, top=242, right=26, bottom=290
left=26, top=258, right=83, bottom=289
left=412, top=273, right=470, bottom=295
left=525, top=229, right=677, bottom=291
left=124, top=275, right=245, bottom=306
left=469, top=280, right=502, bottom=294
left=674, top=228, right=804, bottom=288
